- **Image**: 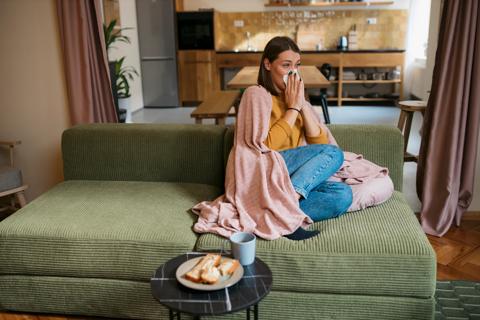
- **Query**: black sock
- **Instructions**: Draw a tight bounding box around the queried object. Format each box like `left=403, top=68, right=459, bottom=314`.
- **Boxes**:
left=285, top=228, right=320, bottom=241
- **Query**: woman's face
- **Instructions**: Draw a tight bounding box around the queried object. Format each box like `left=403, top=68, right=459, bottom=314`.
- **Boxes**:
left=264, top=49, right=301, bottom=93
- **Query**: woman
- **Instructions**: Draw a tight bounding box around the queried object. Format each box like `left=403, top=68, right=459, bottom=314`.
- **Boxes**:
left=257, top=36, right=352, bottom=239
left=193, top=36, right=352, bottom=241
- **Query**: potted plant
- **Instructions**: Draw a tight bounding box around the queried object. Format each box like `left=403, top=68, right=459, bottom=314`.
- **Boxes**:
left=103, top=19, right=139, bottom=122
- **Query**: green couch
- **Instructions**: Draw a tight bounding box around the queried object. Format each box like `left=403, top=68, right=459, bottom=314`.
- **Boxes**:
left=0, top=124, right=436, bottom=319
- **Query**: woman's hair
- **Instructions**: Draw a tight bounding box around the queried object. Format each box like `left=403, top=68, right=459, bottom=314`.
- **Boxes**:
left=257, top=36, right=301, bottom=96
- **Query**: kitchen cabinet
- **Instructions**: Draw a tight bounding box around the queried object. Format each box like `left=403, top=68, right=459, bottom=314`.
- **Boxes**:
left=216, top=50, right=405, bottom=106
left=177, top=50, right=219, bottom=105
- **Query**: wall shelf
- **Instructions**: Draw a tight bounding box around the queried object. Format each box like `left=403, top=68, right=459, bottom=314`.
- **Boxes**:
left=341, top=97, right=396, bottom=101
left=342, top=79, right=401, bottom=84
left=215, top=51, right=405, bottom=106
left=265, top=1, right=394, bottom=8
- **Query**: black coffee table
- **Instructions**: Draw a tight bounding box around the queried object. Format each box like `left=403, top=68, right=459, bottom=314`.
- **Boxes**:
left=151, top=252, right=272, bottom=320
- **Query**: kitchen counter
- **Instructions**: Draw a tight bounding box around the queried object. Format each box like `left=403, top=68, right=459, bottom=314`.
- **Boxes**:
left=216, top=49, right=406, bottom=54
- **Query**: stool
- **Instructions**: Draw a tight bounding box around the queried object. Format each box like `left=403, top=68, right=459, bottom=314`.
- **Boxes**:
left=397, top=100, right=427, bottom=162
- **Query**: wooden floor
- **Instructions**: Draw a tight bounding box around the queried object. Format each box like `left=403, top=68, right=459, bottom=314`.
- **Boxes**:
left=427, top=216, right=480, bottom=281
left=1, top=217, right=479, bottom=320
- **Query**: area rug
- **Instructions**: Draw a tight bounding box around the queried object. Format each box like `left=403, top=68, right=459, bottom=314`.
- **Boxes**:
left=436, top=280, right=480, bottom=319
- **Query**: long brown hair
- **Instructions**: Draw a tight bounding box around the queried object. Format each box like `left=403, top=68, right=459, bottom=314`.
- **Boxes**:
left=257, top=36, right=301, bottom=96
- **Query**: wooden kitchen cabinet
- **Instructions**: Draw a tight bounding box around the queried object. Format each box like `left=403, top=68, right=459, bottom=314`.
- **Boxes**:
left=177, top=50, right=219, bottom=105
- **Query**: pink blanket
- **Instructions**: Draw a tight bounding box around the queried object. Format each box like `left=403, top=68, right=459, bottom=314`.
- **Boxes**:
left=192, top=85, right=393, bottom=239
left=329, top=152, right=394, bottom=212
left=192, top=86, right=313, bottom=240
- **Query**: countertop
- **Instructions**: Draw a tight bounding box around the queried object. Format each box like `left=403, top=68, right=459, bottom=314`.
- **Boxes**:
left=216, top=49, right=405, bottom=54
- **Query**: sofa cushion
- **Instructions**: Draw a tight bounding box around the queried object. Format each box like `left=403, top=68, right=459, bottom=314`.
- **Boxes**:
left=0, top=180, right=221, bottom=281
left=0, top=166, right=22, bottom=192
left=0, top=275, right=434, bottom=320
left=62, top=124, right=228, bottom=189
left=196, top=191, right=436, bottom=298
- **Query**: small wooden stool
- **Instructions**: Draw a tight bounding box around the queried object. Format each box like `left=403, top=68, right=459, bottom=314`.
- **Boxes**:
left=397, top=100, right=427, bottom=162
left=191, top=90, right=241, bottom=125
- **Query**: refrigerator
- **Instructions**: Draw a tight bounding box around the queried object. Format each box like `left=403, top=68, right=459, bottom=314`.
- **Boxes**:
left=136, top=0, right=179, bottom=108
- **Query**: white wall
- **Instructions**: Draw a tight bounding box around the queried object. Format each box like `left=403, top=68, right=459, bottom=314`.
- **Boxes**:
left=473, top=139, right=480, bottom=211
left=183, top=0, right=410, bottom=11
left=424, top=0, right=442, bottom=101
left=404, top=0, right=430, bottom=100
left=107, top=0, right=144, bottom=119
left=0, top=0, right=71, bottom=201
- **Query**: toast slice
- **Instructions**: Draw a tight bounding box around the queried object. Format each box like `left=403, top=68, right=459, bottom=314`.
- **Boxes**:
left=218, top=259, right=240, bottom=276
left=200, top=265, right=221, bottom=284
left=184, top=254, right=221, bottom=283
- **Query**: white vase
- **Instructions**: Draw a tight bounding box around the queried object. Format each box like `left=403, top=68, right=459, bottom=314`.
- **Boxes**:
left=118, top=97, right=132, bottom=123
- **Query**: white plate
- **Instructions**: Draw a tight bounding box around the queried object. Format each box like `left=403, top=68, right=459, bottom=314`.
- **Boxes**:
left=176, top=255, right=244, bottom=291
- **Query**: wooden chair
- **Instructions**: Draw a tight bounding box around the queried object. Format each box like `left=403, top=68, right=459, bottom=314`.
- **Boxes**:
left=0, top=140, right=28, bottom=212
left=397, top=100, right=427, bottom=162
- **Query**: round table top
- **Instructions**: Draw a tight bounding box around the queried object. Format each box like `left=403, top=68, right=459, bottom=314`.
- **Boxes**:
left=398, top=100, right=427, bottom=111
left=151, top=253, right=272, bottom=317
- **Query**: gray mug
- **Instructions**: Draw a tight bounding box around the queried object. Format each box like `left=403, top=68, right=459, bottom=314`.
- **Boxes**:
left=230, top=232, right=256, bottom=266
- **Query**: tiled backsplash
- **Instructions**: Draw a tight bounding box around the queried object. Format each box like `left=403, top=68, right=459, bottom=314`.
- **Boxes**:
left=215, top=10, right=407, bottom=51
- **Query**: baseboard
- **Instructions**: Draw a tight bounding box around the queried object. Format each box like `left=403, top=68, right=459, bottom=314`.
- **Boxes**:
left=415, top=211, right=480, bottom=221
left=463, top=211, right=480, bottom=220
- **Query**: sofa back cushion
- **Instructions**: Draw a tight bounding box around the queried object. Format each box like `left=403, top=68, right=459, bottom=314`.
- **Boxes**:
left=224, top=124, right=403, bottom=191
left=63, top=124, right=227, bottom=188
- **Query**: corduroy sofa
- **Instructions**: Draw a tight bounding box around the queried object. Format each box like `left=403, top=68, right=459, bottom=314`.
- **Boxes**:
left=0, top=124, right=435, bottom=320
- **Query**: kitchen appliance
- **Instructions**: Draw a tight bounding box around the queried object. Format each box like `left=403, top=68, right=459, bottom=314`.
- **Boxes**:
left=177, top=11, right=214, bottom=50
left=337, top=36, right=348, bottom=50
left=136, top=0, right=179, bottom=108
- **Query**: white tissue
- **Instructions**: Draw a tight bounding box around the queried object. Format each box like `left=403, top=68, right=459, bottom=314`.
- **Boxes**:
left=283, top=69, right=300, bottom=86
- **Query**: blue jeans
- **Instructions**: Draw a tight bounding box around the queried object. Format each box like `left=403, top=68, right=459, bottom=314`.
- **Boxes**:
left=279, top=144, right=353, bottom=222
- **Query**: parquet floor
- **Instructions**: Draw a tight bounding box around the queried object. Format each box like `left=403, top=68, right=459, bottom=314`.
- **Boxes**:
left=1, top=217, right=479, bottom=320
left=427, top=216, right=480, bottom=281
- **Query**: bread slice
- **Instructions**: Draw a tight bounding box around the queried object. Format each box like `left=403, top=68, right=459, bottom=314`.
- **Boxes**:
left=184, top=254, right=221, bottom=283
left=200, top=265, right=221, bottom=284
left=218, top=259, right=240, bottom=276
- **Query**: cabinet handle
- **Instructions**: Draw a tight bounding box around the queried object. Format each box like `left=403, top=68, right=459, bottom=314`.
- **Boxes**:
left=141, top=56, right=174, bottom=61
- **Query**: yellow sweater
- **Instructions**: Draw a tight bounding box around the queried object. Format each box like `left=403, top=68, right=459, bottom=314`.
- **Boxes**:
left=264, top=95, right=328, bottom=151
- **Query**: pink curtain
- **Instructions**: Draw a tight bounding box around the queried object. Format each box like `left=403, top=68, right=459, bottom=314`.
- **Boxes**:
left=56, top=0, right=118, bottom=124
left=417, top=0, right=480, bottom=236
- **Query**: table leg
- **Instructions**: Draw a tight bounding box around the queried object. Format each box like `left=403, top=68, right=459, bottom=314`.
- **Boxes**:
left=246, top=306, right=251, bottom=320
left=254, top=304, right=259, bottom=320
left=320, top=93, right=331, bottom=124
left=403, top=111, right=414, bottom=154
left=397, top=110, right=407, bottom=131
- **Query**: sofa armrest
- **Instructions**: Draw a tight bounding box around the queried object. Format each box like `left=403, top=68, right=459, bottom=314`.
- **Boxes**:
left=328, top=125, right=404, bottom=191
left=62, top=123, right=227, bottom=188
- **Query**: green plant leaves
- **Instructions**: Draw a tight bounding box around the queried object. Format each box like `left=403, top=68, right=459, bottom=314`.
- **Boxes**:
left=103, top=19, right=139, bottom=99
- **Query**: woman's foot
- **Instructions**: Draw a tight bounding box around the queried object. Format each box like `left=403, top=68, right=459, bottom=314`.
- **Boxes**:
left=285, top=227, right=319, bottom=240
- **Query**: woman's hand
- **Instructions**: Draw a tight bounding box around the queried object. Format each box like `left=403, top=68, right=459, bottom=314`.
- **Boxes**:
left=284, top=71, right=305, bottom=111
